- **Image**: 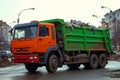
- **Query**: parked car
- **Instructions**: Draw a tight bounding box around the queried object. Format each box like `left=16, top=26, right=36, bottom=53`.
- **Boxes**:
left=0, top=50, right=12, bottom=58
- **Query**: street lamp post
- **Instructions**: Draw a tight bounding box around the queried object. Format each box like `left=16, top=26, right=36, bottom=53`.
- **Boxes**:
left=17, top=8, right=35, bottom=24
left=101, top=6, right=112, bottom=13
left=101, top=6, right=113, bottom=28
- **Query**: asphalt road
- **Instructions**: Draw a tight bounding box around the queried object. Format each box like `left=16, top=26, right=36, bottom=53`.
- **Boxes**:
left=0, top=61, right=120, bottom=80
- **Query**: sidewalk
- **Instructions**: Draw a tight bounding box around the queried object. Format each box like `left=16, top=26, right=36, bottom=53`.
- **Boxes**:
left=110, top=54, right=120, bottom=61
left=0, top=58, right=15, bottom=67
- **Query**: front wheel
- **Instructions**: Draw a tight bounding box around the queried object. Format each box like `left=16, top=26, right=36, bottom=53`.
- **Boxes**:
left=46, top=54, right=58, bottom=73
left=25, top=64, right=38, bottom=72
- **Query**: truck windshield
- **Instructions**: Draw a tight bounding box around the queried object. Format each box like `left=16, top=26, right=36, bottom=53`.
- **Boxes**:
left=13, top=26, right=37, bottom=39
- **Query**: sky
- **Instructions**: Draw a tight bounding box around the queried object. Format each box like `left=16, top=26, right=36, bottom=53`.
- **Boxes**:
left=0, top=0, right=120, bottom=27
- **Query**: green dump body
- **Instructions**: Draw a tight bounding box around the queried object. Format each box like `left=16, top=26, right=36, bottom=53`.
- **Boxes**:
left=42, top=19, right=113, bottom=54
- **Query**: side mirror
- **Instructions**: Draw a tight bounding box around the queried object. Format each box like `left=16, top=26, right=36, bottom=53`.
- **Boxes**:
left=9, top=28, right=13, bottom=36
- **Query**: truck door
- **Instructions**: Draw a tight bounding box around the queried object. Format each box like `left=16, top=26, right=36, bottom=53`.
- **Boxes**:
left=37, top=25, right=52, bottom=52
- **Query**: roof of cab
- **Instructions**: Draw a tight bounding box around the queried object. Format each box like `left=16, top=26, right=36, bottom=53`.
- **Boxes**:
left=14, top=21, right=39, bottom=28
left=14, top=18, right=65, bottom=28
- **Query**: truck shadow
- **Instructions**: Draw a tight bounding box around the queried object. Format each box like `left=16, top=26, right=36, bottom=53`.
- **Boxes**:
left=11, top=67, right=106, bottom=80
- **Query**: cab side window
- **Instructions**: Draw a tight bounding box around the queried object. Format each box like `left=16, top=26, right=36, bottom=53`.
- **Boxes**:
left=39, top=26, right=49, bottom=37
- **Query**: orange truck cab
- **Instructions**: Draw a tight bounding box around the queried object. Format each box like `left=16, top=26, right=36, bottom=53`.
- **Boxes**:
left=11, top=20, right=63, bottom=73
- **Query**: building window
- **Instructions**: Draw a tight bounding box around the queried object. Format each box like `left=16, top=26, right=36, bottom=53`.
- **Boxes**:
left=117, top=13, right=119, bottom=17
left=109, top=15, right=112, bottom=19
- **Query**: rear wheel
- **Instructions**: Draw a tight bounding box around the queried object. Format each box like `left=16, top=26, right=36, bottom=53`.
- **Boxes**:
left=89, top=54, right=99, bottom=69
left=25, top=64, right=38, bottom=72
left=99, top=53, right=107, bottom=68
left=86, top=54, right=98, bottom=69
left=46, top=54, right=58, bottom=73
left=83, top=54, right=99, bottom=69
left=67, top=64, right=80, bottom=69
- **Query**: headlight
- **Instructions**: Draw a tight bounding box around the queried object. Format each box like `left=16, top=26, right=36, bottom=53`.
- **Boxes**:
left=30, top=56, right=34, bottom=60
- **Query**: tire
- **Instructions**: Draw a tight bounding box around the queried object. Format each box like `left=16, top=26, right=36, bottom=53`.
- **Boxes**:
left=67, top=64, right=80, bottom=69
left=46, top=54, right=58, bottom=73
left=89, top=54, right=99, bottom=69
left=25, top=64, right=38, bottom=72
left=99, top=54, right=107, bottom=68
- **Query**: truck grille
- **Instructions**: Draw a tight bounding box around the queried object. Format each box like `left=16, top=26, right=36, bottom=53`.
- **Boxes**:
left=14, top=47, right=30, bottom=52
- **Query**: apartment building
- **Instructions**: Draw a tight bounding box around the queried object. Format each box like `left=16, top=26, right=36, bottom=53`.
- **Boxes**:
left=104, top=9, right=120, bottom=51
left=0, top=20, right=12, bottom=50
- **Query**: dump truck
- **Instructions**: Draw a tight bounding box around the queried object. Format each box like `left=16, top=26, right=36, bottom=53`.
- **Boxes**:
left=10, top=19, right=113, bottom=73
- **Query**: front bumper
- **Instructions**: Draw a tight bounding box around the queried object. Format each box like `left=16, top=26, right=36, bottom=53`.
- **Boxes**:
left=12, top=54, right=39, bottom=63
